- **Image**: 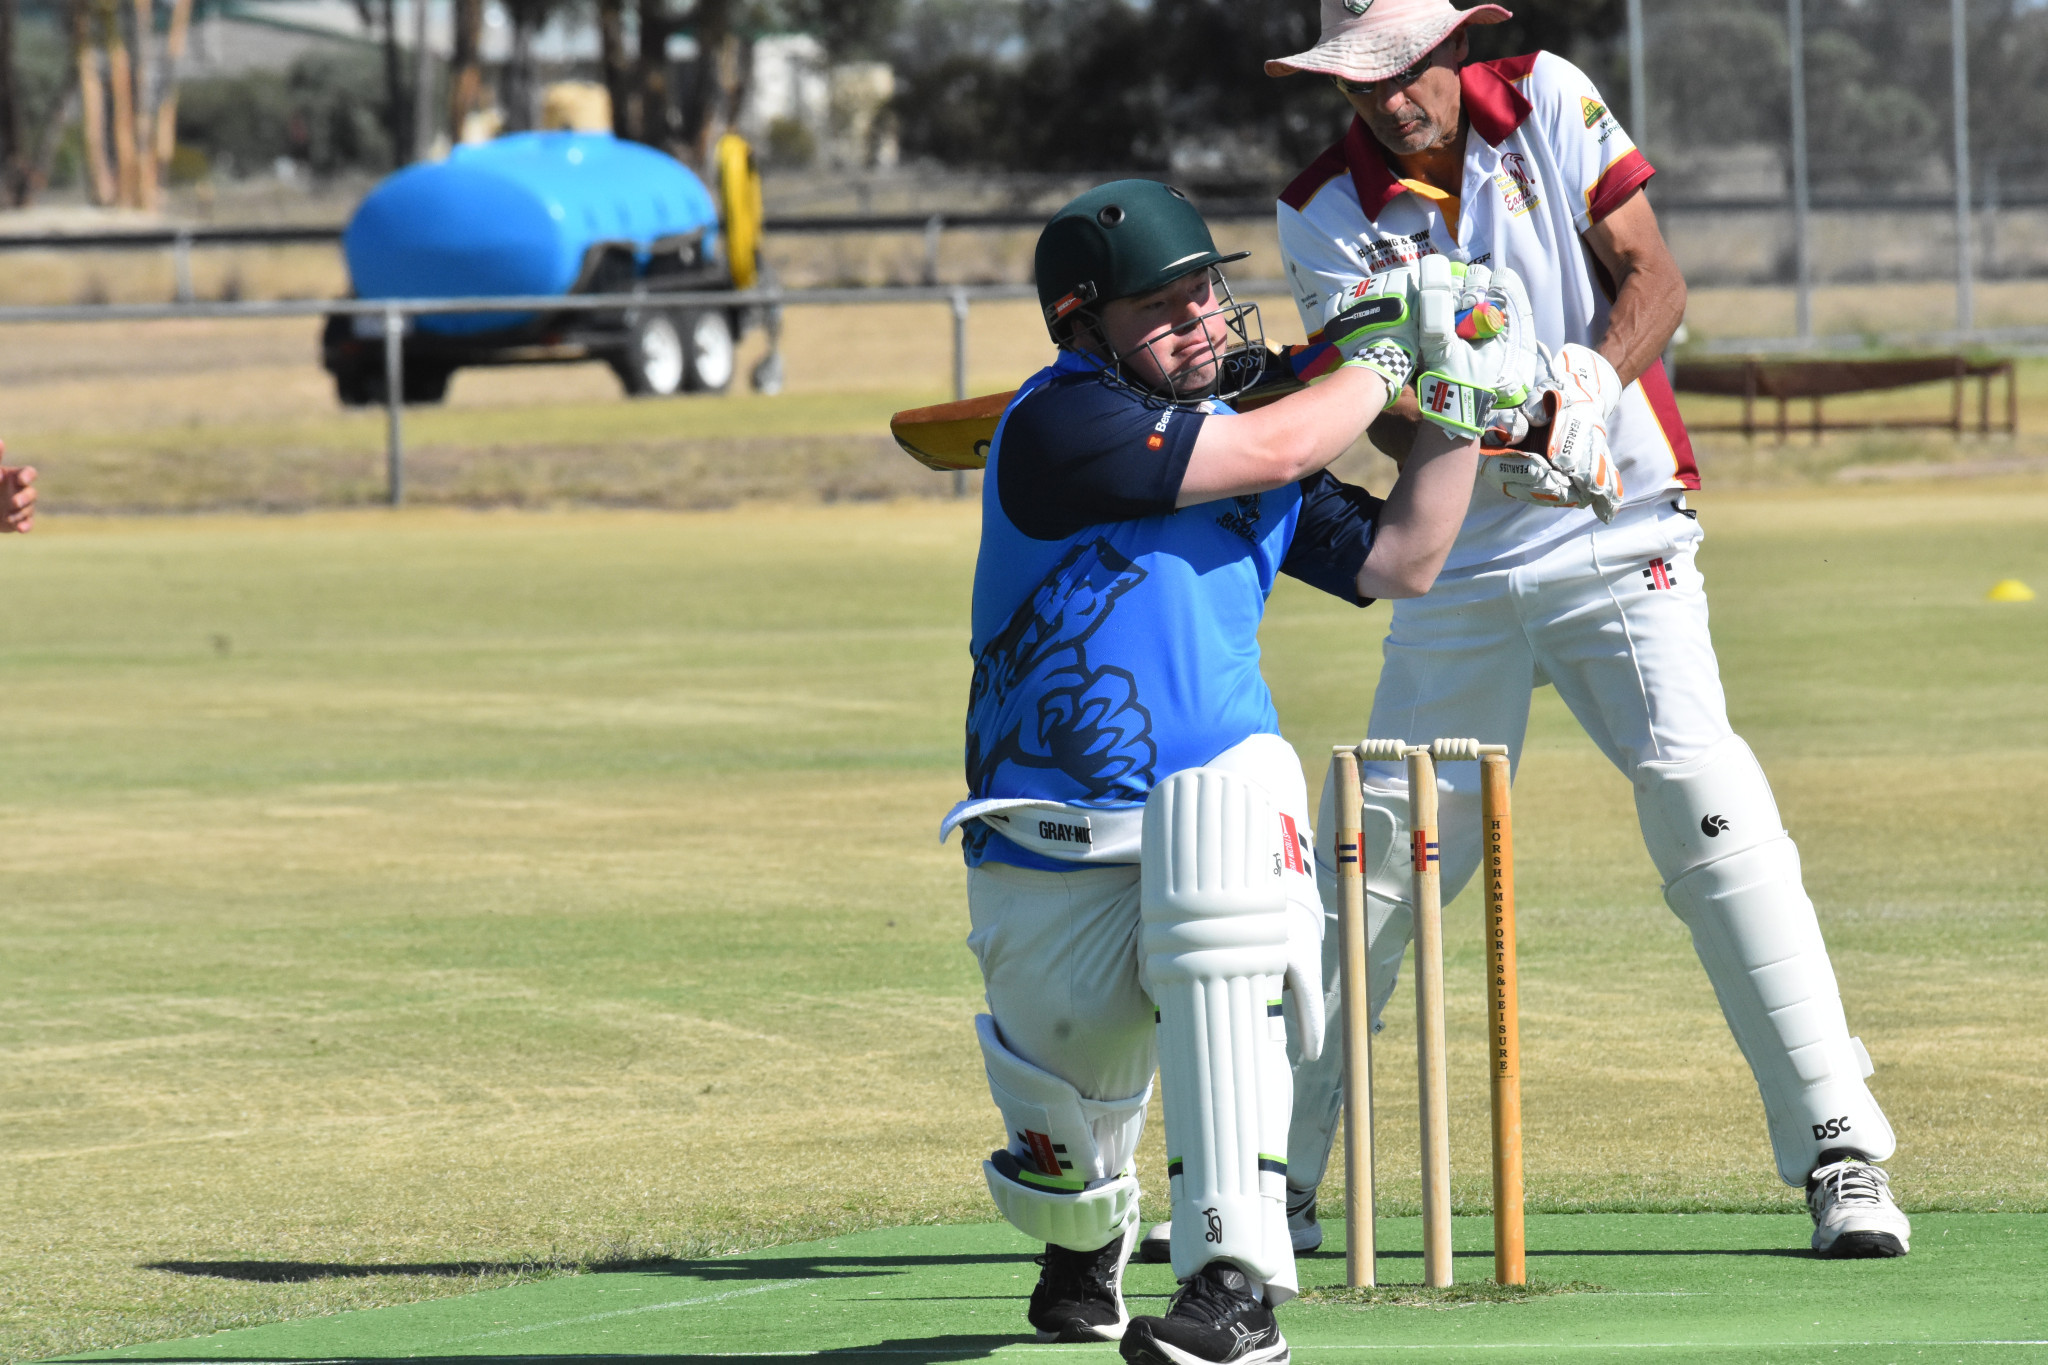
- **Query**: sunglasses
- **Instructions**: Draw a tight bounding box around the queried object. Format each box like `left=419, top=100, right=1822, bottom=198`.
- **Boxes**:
left=1331, top=44, right=1445, bottom=97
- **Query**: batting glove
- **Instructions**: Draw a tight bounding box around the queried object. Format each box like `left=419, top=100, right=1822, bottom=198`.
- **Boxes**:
left=1413, top=257, right=1541, bottom=437
left=1288, top=266, right=1421, bottom=409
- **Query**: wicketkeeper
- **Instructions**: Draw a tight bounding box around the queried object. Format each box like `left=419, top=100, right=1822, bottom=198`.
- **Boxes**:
left=940, top=179, right=1537, bottom=1362
left=1232, top=0, right=1905, bottom=1263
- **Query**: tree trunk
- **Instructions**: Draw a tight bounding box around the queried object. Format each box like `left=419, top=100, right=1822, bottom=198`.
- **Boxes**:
left=129, top=0, right=156, bottom=207
left=503, top=8, right=533, bottom=131
left=0, top=0, right=32, bottom=205
left=597, top=0, right=628, bottom=138
left=632, top=0, right=674, bottom=148
left=379, top=0, right=405, bottom=163
left=72, top=0, right=115, bottom=204
left=31, top=87, right=82, bottom=203
left=151, top=0, right=192, bottom=184
left=99, top=0, right=139, bottom=206
left=409, top=0, right=435, bottom=159
left=446, top=0, right=481, bottom=141
left=681, top=0, right=729, bottom=161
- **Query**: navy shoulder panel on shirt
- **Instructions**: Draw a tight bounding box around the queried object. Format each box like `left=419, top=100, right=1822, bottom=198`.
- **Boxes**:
left=1280, top=470, right=1384, bottom=606
left=996, top=367, right=1206, bottom=541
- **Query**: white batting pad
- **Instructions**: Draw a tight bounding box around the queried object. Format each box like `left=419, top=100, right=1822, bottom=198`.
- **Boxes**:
left=1644, top=740, right=1897, bottom=1183
left=984, top=1158, right=1141, bottom=1254
left=976, top=1013, right=1149, bottom=1251
left=1140, top=767, right=1297, bottom=1295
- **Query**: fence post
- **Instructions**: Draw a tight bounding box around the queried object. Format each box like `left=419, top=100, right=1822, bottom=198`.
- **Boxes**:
left=951, top=287, right=969, bottom=499
left=172, top=228, right=195, bottom=304
left=383, top=306, right=406, bottom=506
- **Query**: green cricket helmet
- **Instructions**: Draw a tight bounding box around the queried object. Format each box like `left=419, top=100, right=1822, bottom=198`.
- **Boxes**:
left=1034, top=179, right=1262, bottom=398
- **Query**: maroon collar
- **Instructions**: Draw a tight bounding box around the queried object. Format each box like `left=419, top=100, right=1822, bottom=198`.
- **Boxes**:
left=1341, top=56, right=1539, bottom=223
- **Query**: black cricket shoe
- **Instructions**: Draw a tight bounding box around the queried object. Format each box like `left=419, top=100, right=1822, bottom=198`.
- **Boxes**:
left=1027, top=1223, right=1135, bottom=1342
left=1119, top=1260, right=1287, bottom=1365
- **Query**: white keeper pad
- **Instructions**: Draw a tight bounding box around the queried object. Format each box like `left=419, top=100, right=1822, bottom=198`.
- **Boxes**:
left=977, top=1014, right=1148, bottom=1252
left=1140, top=766, right=1298, bottom=1298
left=1641, top=736, right=1896, bottom=1183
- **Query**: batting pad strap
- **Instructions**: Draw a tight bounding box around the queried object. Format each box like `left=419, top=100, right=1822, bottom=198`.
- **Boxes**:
left=976, top=1014, right=1151, bottom=1186
left=984, top=1157, right=1141, bottom=1253
left=1140, top=767, right=1297, bottom=1293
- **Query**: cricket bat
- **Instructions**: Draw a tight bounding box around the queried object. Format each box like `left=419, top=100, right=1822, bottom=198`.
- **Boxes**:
left=889, top=343, right=1321, bottom=472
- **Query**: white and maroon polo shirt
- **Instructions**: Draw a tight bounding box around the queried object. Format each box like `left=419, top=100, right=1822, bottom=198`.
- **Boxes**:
left=1276, top=51, right=1696, bottom=570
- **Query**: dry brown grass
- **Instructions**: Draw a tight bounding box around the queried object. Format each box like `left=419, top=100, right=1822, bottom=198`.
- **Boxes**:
left=0, top=289, right=2041, bottom=516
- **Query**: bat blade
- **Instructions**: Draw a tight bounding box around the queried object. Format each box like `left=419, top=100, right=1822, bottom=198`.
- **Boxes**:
left=890, top=391, right=1016, bottom=471
left=888, top=347, right=1311, bottom=472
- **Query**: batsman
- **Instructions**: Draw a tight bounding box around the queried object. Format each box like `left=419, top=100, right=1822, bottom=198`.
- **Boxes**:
left=1198, top=0, right=1905, bottom=1264
left=941, top=179, right=1538, bottom=1360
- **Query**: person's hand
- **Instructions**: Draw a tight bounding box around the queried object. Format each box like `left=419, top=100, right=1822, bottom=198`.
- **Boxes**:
left=1526, top=342, right=1625, bottom=522
left=0, top=442, right=35, bottom=534
left=1285, top=266, right=1422, bottom=409
left=1413, top=258, right=1541, bottom=436
left=1478, top=447, right=1578, bottom=509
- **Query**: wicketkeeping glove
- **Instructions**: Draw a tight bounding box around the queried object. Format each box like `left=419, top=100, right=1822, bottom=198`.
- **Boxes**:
left=1413, top=257, right=1541, bottom=437
left=1523, top=342, right=1626, bottom=522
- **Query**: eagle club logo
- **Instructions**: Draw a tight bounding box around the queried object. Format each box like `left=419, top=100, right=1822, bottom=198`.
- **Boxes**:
left=1495, top=151, right=1540, bottom=216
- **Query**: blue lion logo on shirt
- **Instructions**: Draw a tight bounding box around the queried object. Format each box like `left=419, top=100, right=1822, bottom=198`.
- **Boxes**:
left=965, top=538, right=1157, bottom=805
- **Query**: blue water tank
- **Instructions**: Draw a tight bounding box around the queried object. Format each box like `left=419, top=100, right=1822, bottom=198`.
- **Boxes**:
left=342, top=132, right=722, bottom=335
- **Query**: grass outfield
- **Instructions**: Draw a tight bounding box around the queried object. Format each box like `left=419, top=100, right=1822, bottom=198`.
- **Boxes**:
left=3, top=482, right=2046, bottom=1362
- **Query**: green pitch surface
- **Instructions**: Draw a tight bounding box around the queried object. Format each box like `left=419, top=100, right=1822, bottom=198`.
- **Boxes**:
left=48, top=1215, right=2048, bottom=1364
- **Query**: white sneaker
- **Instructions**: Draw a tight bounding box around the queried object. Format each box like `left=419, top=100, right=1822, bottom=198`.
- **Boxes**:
left=1807, top=1157, right=1910, bottom=1258
left=1135, top=1186, right=1323, bottom=1265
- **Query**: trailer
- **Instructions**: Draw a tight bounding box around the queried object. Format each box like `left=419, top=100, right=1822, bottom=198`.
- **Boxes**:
left=322, top=131, right=780, bottom=404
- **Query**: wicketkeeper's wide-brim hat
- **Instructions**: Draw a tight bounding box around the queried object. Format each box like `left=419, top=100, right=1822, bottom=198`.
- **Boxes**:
left=1266, top=0, right=1512, bottom=84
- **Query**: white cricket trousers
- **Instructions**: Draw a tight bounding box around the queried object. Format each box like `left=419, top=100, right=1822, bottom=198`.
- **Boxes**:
left=1290, top=499, right=1894, bottom=1189
left=965, top=733, right=1317, bottom=1298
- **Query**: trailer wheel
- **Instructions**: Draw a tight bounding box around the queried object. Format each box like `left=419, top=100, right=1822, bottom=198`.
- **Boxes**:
left=334, top=364, right=377, bottom=407
left=612, top=313, right=687, bottom=397
left=334, top=360, right=449, bottom=406
left=679, top=310, right=735, bottom=393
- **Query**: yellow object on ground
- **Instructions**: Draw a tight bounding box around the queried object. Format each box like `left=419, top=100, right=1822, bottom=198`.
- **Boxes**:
left=1986, top=578, right=2037, bottom=601
left=716, top=132, right=764, bottom=290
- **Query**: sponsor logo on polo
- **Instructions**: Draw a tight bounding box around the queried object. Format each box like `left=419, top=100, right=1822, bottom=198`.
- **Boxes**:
left=1356, top=230, right=1433, bottom=276
left=1581, top=95, right=1607, bottom=127
left=1495, top=151, right=1540, bottom=216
